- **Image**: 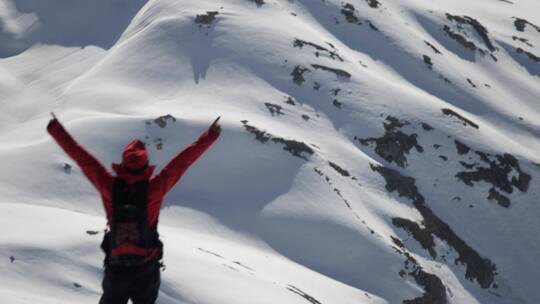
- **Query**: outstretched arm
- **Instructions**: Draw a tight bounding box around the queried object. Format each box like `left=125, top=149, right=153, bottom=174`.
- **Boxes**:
left=152, top=117, right=221, bottom=195
left=47, top=114, right=113, bottom=197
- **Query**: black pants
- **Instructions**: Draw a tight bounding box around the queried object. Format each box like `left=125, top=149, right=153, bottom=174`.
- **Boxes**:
left=99, top=262, right=160, bottom=304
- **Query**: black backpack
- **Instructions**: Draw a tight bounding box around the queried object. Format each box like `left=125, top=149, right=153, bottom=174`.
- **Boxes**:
left=101, top=178, right=162, bottom=269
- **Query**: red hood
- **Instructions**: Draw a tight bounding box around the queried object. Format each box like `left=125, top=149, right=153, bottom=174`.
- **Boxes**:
left=113, top=139, right=155, bottom=183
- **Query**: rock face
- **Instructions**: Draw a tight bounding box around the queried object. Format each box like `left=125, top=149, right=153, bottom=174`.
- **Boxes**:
left=371, top=164, right=497, bottom=289
left=154, top=114, right=176, bottom=128
left=241, top=120, right=314, bottom=160
left=445, top=14, right=496, bottom=52
left=516, top=48, right=540, bottom=62
left=311, top=64, right=351, bottom=79
left=441, top=108, right=479, bottom=129
left=456, top=151, right=531, bottom=207
left=291, top=65, right=310, bottom=85
left=513, top=17, right=540, bottom=32
left=404, top=268, right=447, bottom=304
left=293, top=38, right=344, bottom=61
left=195, top=11, right=218, bottom=25
left=356, top=116, right=423, bottom=168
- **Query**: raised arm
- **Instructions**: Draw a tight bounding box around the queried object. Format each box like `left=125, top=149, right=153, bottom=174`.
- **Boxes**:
left=151, top=118, right=221, bottom=195
left=47, top=116, right=113, bottom=197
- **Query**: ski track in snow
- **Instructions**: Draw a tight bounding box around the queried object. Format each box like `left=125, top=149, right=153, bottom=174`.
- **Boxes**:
left=0, top=0, right=539, bottom=303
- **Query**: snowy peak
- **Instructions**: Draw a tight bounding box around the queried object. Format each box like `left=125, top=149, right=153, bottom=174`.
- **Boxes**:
left=0, top=0, right=539, bottom=303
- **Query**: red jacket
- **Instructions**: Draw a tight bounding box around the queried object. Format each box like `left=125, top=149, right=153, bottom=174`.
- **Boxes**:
left=47, top=119, right=220, bottom=227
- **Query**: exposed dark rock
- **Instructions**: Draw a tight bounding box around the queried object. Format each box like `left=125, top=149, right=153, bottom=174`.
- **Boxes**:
left=512, top=36, right=533, bottom=47
left=287, top=285, right=322, bottom=304
left=454, top=140, right=470, bottom=155
left=516, top=48, right=540, bottom=62
left=404, top=268, right=447, bottom=304
left=441, top=108, right=479, bottom=129
left=421, top=122, right=434, bottom=131
left=445, top=14, right=495, bottom=52
left=443, top=25, right=476, bottom=51
left=86, top=230, right=99, bottom=235
left=313, top=82, right=321, bottom=90
left=240, top=120, right=271, bottom=143
left=467, top=78, right=477, bottom=88
left=341, top=3, right=360, bottom=23
left=241, top=120, right=314, bottom=160
left=64, top=163, right=72, bottom=174
left=371, top=164, right=497, bottom=288
left=423, top=55, right=433, bottom=69
left=195, top=11, right=219, bottom=25
left=330, top=88, right=341, bottom=96
left=293, top=38, right=344, bottom=61
left=424, top=41, right=442, bottom=54
left=302, top=114, right=310, bottom=121
left=384, top=116, right=408, bottom=130
left=198, top=247, right=224, bottom=258
left=356, top=116, right=423, bottom=168
left=439, top=155, right=448, bottom=161
left=248, top=0, right=265, bottom=7
left=264, top=102, right=284, bottom=116
left=513, top=17, right=540, bottom=33
left=233, top=261, right=254, bottom=271
left=271, top=137, right=314, bottom=160
left=328, top=161, right=350, bottom=177
left=456, top=152, right=531, bottom=195
left=311, top=64, right=351, bottom=79
left=488, top=188, right=510, bottom=208
left=459, top=161, right=475, bottom=169
left=433, top=144, right=441, bottom=149
left=154, top=114, right=176, bottom=128
left=370, top=165, right=423, bottom=202
left=365, top=0, right=381, bottom=8
left=392, top=218, right=436, bottom=258
left=10, top=256, right=15, bottom=263
left=291, top=65, right=310, bottom=85
left=333, top=188, right=352, bottom=208
left=332, top=99, right=343, bottom=109
left=73, top=283, right=82, bottom=288
left=369, top=21, right=379, bottom=31
left=392, top=236, right=406, bottom=249
left=153, top=138, right=164, bottom=150
left=285, top=96, right=296, bottom=105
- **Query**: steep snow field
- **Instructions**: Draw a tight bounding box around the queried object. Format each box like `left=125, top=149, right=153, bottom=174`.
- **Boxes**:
left=1, top=0, right=539, bottom=303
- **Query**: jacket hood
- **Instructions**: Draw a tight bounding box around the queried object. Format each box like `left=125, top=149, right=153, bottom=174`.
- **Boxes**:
left=121, top=139, right=149, bottom=170
left=112, top=139, right=155, bottom=183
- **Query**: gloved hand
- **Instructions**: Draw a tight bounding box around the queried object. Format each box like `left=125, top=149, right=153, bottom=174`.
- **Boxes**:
left=210, top=116, right=221, bottom=134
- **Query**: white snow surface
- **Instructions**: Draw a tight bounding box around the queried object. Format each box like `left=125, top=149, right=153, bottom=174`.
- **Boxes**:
left=1, top=0, right=539, bottom=303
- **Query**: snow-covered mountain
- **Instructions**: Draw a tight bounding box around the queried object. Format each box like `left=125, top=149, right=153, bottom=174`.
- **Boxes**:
left=1, top=0, right=539, bottom=303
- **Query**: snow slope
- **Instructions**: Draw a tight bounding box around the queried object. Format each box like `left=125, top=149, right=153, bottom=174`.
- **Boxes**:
left=1, top=0, right=539, bottom=303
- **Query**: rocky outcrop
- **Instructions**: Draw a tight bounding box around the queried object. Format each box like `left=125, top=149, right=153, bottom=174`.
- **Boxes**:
left=441, top=108, right=479, bottom=129
left=371, top=164, right=497, bottom=288
left=513, top=17, right=540, bottom=32
left=154, top=114, right=176, bottom=128
left=445, top=14, right=495, bottom=52
left=456, top=153, right=531, bottom=196
left=264, top=103, right=284, bottom=116
left=516, top=48, right=540, bottom=62
left=356, top=116, right=423, bottom=168
left=195, top=11, right=218, bottom=25
left=404, top=268, right=447, bottom=304
left=311, top=64, right=351, bottom=79
left=241, top=120, right=314, bottom=160
left=293, top=39, right=344, bottom=61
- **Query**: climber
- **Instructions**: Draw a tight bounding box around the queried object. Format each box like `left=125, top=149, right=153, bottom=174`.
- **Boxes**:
left=47, top=113, right=221, bottom=304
